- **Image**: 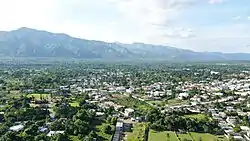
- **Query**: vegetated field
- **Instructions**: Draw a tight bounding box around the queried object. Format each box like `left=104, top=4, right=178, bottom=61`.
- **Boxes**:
left=95, top=123, right=114, bottom=141
left=148, top=131, right=228, bottom=141
left=178, top=133, right=193, bottom=141
left=69, top=136, right=81, bottom=141
left=184, top=114, right=208, bottom=121
left=127, top=123, right=148, bottom=141
left=114, top=96, right=152, bottom=113
left=148, top=130, right=178, bottom=141
left=27, top=93, right=51, bottom=100
left=190, top=132, right=228, bottom=141
left=69, top=101, right=80, bottom=107
left=165, top=99, right=188, bottom=106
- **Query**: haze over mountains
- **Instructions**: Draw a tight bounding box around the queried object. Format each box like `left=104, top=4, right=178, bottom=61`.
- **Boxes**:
left=0, top=27, right=249, bottom=61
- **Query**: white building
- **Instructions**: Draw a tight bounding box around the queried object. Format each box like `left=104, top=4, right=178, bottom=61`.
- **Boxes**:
left=178, top=93, right=189, bottom=100
left=10, top=124, right=24, bottom=132
left=47, top=131, right=65, bottom=137
left=124, top=108, right=134, bottom=117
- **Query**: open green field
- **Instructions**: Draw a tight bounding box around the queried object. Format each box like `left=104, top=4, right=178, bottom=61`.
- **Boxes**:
left=190, top=132, right=227, bottom=141
left=27, top=93, right=51, bottom=100
left=148, top=130, right=178, bottom=141
left=184, top=114, right=208, bottom=121
left=148, top=130, right=228, bottom=141
left=127, top=123, right=148, bottom=141
left=178, top=133, right=193, bottom=141
left=114, top=97, right=152, bottom=113
left=69, top=101, right=80, bottom=107
left=165, top=99, right=188, bottom=106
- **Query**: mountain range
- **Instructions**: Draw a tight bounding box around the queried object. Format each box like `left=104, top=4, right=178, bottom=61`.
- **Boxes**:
left=0, top=27, right=249, bottom=61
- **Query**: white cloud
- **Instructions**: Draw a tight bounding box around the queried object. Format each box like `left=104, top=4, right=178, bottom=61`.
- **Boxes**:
left=208, top=0, right=226, bottom=4
left=0, top=0, right=248, bottom=53
left=164, top=28, right=196, bottom=39
left=0, top=0, right=58, bottom=31
left=248, top=16, right=250, bottom=20
left=110, top=0, right=195, bottom=26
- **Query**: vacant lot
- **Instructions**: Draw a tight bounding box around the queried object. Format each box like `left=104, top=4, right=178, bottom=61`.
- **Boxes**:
left=148, top=130, right=178, bottom=141
left=184, top=114, right=208, bottom=121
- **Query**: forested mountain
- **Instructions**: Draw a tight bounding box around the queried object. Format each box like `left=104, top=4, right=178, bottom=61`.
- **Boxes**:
left=0, top=27, right=249, bottom=61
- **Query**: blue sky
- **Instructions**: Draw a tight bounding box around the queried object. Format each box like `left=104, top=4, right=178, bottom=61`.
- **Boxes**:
left=0, top=0, right=249, bottom=53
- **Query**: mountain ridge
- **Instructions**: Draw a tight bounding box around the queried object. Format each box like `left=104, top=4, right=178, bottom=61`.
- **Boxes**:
left=0, top=27, right=249, bottom=61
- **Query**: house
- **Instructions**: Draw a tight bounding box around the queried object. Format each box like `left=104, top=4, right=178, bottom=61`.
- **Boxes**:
left=116, top=122, right=123, bottom=131
left=124, top=108, right=134, bottom=117
left=233, top=136, right=245, bottom=141
left=226, top=116, right=238, bottom=125
left=10, top=124, right=24, bottom=132
left=178, top=93, right=189, bottom=100
left=47, top=131, right=65, bottom=137
left=39, top=127, right=48, bottom=132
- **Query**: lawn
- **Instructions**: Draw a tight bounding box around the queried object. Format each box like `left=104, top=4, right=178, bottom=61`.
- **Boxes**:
left=69, top=101, right=80, bottom=107
left=148, top=131, right=228, bottom=141
left=27, top=93, right=51, bottom=100
left=165, top=99, right=188, bottom=106
left=190, top=132, right=228, bottom=141
left=184, top=114, right=208, bottom=121
left=177, top=133, right=193, bottom=141
left=127, top=123, right=149, bottom=141
left=148, top=130, right=178, bottom=141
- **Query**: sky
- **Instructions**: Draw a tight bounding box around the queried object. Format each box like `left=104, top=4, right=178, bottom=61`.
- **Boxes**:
left=0, top=0, right=250, bottom=53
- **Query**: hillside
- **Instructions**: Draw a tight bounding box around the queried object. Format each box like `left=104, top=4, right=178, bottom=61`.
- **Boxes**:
left=0, top=27, right=249, bottom=61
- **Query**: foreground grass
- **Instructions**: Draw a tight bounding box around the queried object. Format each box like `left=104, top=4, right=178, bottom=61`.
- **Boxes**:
left=190, top=132, right=227, bottom=141
left=148, top=131, right=228, bottom=141
left=148, top=130, right=178, bottom=141
left=127, top=123, right=149, bottom=141
left=178, top=133, right=193, bottom=141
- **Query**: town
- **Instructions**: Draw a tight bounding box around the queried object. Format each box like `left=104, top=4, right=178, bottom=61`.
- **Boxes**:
left=0, top=62, right=250, bottom=141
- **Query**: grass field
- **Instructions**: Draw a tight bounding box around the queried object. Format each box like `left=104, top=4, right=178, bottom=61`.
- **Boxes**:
left=190, top=132, right=227, bottom=141
left=27, top=93, right=51, bottom=100
left=184, top=114, right=208, bottom=121
left=148, top=131, right=228, bottom=141
left=165, top=99, right=188, bottom=106
left=127, top=123, right=148, bottom=141
left=178, top=133, right=193, bottom=141
left=114, top=97, right=152, bottom=113
left=148, top=130, right=178, bottom=141
left=69, top=101, right=80, bottom=107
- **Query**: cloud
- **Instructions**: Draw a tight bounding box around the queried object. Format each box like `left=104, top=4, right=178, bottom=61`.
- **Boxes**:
left=208, top=0, right=226, bottom=4
left=164, top=28, right=196, bottom=39
left=248, top=16, right=250, bottom=20
left=109, top=0, right=196, bottom=26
